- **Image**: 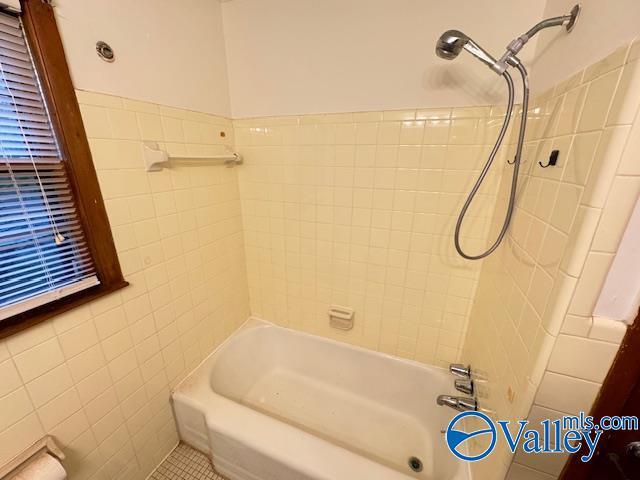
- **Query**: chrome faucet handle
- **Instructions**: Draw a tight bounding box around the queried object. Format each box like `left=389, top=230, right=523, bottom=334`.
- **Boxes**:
left=437, top=395, right=478, bottom=412
left=454, top=378, right=474, bottom=396
left=456, top=397, right=477, bottom=412
left=449, top=363, right=471, bottom=378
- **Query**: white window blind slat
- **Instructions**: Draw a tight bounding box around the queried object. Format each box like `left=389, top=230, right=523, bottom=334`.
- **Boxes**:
left=0, top=239, right=87, bottom=267
left=0, top=94, right=45, bottom=108
left=0, top=277, right=100, bottom=321
left=0, top=12, right=99, bottom=320
left=0, top=247, right=88, bottom=268
left=2, top=264, right=96, bottom=303
left=0, top=89, right=43, bottom=102
left=1, top=259, right=95, bottom=295
left=0, top=54, right=33, bottom=72
left=0, top=24, right=17, bottom=38
left=0, top=187, right=72, bottom=198
left=3, top=202, right=76, bottom=218
left=3, top=207, right=78, bottom=224
left=2, top=148, right=60, bottom=157
left=1, top=69, right=38, bottom=85
left=0, top=49, right=31, bottom=65
left=0, top=101, right=44, bottom=115
left=0, top=37, right=27, bottom=55
left=0, top=3, right=21, bottom=16
left=1, top=228, right=84, bottom=246
left=1, top=78, right=40, bottom=93
left=1, top=248, right=91, bottom=276
left=0, top=109, right=51, bottom=124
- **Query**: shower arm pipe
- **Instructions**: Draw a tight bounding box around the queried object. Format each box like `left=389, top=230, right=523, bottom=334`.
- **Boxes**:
left=524, top=14, right=573, bottom=39
left=454, top=58, right=529, bottom=260
left=492, top=5, right=580, bottom=74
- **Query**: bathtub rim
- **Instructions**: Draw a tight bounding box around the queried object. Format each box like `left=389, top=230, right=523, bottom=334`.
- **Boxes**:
left=171, top=316, right=472, bottom=480
left=171, top=316, right=454, bottom=398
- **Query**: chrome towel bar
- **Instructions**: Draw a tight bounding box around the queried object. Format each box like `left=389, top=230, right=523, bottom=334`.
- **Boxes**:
left=143, top=141, right=243, bottom=172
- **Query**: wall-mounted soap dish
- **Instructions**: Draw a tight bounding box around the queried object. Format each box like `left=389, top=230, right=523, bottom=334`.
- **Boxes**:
left=328, top=305, right=354, bottom=330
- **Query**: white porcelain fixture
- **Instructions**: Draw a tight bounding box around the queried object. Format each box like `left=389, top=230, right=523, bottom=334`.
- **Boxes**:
left=172, top=318, right=470, bottom=480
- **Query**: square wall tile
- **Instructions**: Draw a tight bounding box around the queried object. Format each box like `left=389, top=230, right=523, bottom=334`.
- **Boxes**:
left=589, top=317, right=626, bottom=344
left=577, top=69, right=621, bottom=133
left=535, top=372, right=600, bottom=415
left=547, top=334, right=618, bottom=382
left=569, top=252, right=615, bottom=316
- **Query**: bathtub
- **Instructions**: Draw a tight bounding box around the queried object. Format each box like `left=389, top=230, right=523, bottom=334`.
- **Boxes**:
left=172, top=319, right=471, bottom=480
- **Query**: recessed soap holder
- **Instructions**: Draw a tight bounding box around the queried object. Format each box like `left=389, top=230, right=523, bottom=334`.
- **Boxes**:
left=328, top=305, right=354, bottom=330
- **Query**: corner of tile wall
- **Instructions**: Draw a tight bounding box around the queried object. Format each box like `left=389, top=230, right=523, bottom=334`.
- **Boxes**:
left=463, top=38, right=640, bottom=479
left=0, top=90, right=251, bottom=480
left=233, top=105, right=509, bottom=367
left=511, top=33, right=640, bottom=477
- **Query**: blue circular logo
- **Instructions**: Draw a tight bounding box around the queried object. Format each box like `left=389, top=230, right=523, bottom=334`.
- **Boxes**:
left=445, top=411, right=497, bottom=461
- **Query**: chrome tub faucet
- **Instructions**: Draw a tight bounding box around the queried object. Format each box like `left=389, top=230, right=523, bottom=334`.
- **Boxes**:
left=436, top=395, right=477, bottom=412
left=437, top=363, right=478, bottom=412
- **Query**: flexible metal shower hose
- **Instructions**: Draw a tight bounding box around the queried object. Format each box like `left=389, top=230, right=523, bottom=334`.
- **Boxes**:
left=454, top=61, right=529, bottom=260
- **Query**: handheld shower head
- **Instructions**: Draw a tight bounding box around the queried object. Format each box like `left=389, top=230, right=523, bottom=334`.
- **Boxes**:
left=435, top=30, right=469, bottom=60
left=435, top=30, right=498, bottom=71
left=437, top=6, right=580, bottom=261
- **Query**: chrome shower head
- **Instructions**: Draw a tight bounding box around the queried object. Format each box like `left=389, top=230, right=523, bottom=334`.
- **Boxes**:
left=435, top=30, right=499, bottom=71
left=435, top=30, right=470, bottom=60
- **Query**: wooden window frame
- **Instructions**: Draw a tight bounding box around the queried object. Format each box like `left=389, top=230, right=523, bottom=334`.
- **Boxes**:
left=0, top=0, right=128, bottom=339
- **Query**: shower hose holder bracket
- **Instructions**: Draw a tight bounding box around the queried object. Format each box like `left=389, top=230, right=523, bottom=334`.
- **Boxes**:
left=539, top=149, right=560, bottom=168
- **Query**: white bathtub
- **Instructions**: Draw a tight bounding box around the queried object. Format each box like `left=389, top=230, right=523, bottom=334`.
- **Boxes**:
left=172, top=319, right=471, bottom=480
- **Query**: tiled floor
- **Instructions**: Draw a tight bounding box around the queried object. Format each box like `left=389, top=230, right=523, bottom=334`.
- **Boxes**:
left=149, top=443, right=227, bottom=480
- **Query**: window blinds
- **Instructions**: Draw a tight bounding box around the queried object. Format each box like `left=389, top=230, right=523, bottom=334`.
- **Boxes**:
left=0, top=12, right=98, bottom=320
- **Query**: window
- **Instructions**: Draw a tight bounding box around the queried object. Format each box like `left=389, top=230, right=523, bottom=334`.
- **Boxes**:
left=0, top=0, right=126, bottom=337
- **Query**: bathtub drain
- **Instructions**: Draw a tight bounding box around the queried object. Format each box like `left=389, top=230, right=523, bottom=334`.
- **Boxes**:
left=408, top=456, right=423, bottom=473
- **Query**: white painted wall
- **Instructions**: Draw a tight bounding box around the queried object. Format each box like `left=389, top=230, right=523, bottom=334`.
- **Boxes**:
left=50, top=1, right=640, bottom=118
left=53, top=0, right=232, bottom=116
left=221, top=0, right=547, bottom=118
left=531, top=0, right=640, bottom=93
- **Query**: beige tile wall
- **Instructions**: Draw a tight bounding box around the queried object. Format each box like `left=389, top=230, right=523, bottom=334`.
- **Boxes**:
left=465, top=39, right=640, bottom=480
left=0, top=91, right=250, bottom=480
left=2, top=39, right=638, bottom=480
left=234, top=107, right=507, bottom=365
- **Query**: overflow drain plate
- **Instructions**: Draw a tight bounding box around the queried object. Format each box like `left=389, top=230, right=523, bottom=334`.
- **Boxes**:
left=408, top=456, right=423, bottom=473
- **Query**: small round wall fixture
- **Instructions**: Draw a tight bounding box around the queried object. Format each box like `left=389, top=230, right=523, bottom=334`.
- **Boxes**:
left=96, top=41, right=115, bottom=62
